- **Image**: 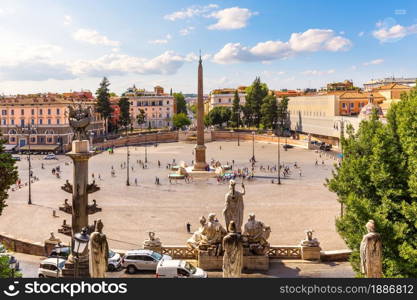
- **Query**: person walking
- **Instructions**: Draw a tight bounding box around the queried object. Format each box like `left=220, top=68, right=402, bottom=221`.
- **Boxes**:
left=186, top=222, right=191, bottom=233
left=135, top=178, right=138, bottom=185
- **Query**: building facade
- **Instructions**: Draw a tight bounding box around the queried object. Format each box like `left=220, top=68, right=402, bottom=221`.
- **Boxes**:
left=364, top=77, right=417, bottom=91
left=209, top=88, right=246, bottom=111
left=0, top=93, right=104, bottom=152
left=123, top=86, right=175, bottom=129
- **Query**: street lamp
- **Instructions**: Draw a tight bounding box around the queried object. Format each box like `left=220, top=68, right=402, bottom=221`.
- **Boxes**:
left=236, top=106, right=240, bottom=147
left=73, top=227, right=89, bottom=278
left=126, top=125, right=130, bottom=186
left=16, top=124, right=35, bottom=205
left=54, top=243, right=62, bottom=278
left=277, top=133, right=281, bottom=185
left=251, top=131, right=255, bottom=175
left=144, top=133, right=148, bottom=163
left=10, top=260, right=16, bottom=278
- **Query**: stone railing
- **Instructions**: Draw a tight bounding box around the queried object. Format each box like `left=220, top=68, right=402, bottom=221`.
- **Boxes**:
left=160, top=246, right=196, bottom=259
left=267, top=246, right=302, bottom=259
left=0, top=232, right=46, bottom=256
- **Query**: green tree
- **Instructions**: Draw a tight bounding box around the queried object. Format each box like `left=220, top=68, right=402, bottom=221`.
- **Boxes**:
left=95, top=77, right=114, bottom=135
left=244, top=77, right=268, bottom=128
left=231, top=90, right=241, bottom=128
left=326, top=86, right=417, bottom=277
left=188, top=104, right=197, bottom=118
left=136, top=109, right=146, bottom=129
left=206, top=106, right=231, bottom=127
left=174, top=92, right=187, bottom=114
left=0, top=255, right=21, bottom=278
left=260, top=95, right=278, bottom=129
left=118, top=97, right=131, bottom=128
left=0, top=137, right=18, bottom=216
left=172, top=113, right=191, bottom=130
left=277, top=96, right=290, bottom=135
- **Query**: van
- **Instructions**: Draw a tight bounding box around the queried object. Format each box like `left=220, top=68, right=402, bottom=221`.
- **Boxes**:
left=156, top=259, right=207, bottom=278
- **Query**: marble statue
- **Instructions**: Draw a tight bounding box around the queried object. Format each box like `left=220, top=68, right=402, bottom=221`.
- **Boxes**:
left=199, top=213, right=226, bottom=247
left=300, top=229, right=320, bottom=247
left=222, top=221, right=243, bottom=278
left=360, top=220, right=382, bottom=278
left=186, top=216, right=207, bottom=250
left=223, top=180, right=245, bottom=232
left=88, top=219, right=109, bottom=278
left=68, top=104, right=92, bottom=141
left=243, top=213, right=271, bottom=255
left=143, top=232, right=162, bottom=249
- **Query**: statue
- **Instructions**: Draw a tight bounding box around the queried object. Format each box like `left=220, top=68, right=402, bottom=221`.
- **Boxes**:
left=68, top=104, right=92, bottom=141
left=360, top=220, right=382, bottom=278
left=143, top=232, right=162, bottom=249
left=88, top=219, right=109, bottom=278
left=222, top=221, right=243, bottom=278
left=187, top=216, right=207, bottom=250
left=223, top=180, right=245, bottom=232
left=300, top=229, right=320, bottom=247
left=199, top=213, right=226, bottom=250
left=243, top=213, right=271, bottom=255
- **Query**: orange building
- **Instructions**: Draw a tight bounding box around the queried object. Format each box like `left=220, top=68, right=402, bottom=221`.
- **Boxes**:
left=335, top=91, right=385, bottom=116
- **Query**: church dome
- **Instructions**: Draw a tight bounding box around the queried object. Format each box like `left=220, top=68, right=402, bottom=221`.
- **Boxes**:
left=359, top=94, right=383, bottom=120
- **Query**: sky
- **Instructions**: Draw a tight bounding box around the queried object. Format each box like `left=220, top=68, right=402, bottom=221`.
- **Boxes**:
left=0, top=0, right=417, bottom=95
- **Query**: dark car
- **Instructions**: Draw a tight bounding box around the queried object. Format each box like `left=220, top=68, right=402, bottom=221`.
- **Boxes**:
left=283, top=144, right=294, bottom=149
left=49, top=246, right=71, bottom=259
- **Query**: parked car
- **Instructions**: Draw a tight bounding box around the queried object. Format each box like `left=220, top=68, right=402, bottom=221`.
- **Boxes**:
left=11, top=156, right=21, bottom=161
left=0, top=253, right=20, bottom=271
left=48, top=246, right=70, bottom=259
left=38, top=258, right=66, bottom=278
left=156, top=259, right=207, bottom=278
left=283, top=144, right=294, bottom=149
left=43, top=154, right=57, bottom=160
left=121, top=250, right=172, bottom=274
left=108, top=250, right=122, bottom=271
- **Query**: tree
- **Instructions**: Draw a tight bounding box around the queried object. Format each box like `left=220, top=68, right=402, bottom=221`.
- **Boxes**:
left=260, top=95, right=278, bottom=129
left=172, top=113, right=191, bottom=130
left=0, top=255, right=21, bottom=278
left=118, top=97, right=131, bottom=129
left=174, top=92, right=187, bottom=114
left=136, top=109, right=146, bottom=129
left=244, top=77, right=268, bottom=128
left=326, top=86, right=417, bottom=277
left=95, top=77, right=114, bottom=135
left=277, top=96, right=290, bottom=135
left=231, top=90, right=241, bottom=128
left=0, top=137, right=18, bottom=216
left=188, top=104, right=197, bottom=119
left=206, top=106, right=231, bottom=127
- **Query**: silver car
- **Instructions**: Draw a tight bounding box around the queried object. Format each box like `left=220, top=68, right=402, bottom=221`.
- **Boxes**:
left=121, top=250, right=172, bottom=274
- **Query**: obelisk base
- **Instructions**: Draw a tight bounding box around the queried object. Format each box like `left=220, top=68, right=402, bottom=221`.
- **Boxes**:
left=193, top=144, right=207, bottom=171
left=61, top=254, right=90, bottom=278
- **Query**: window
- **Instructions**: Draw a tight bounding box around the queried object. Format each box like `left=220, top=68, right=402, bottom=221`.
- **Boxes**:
left=11, top=119, right=14, bottom=125
left=39, top=137, right=44, bottom=143
left=31, top=109, right=35, bottom=115
left=10, top=137, right=15, bottom=142
left=11, top=109, right=14, bottom=115
left=159, top=101, right=162, bottom=106
left=20, top=119, right=24, bottom=126
left=57, top=119, right=60, bottom=125
left=30, top=137, right=35, bottom=143
left=56, top=108, right=60, bottom=115
left=39, top=109, right=43, bottom=115
left=1, top=119, right=5, bottom=125
left=48, top=119, right=51, bottom=125
left=166, top=113, right=170, bottom=118
left=167, top=101, right=169, bottom=105
left=31, top=119, right=35, bottom=125
left=342, top=103, right=346, bottom=108
left=177, top=268, right=190, bottom=277
left=47, top=137, right=53, bottom=143
left=1, top=110, right=6, bottom=115
left=48, top=109, right=51, bottom=115
left=21, top=109, right=24, bottom=115
left=218, top=99, right=221, bottom=103
left=350, top=103, right=354, bottom=108
left=39, top=119, right=43, bottom=125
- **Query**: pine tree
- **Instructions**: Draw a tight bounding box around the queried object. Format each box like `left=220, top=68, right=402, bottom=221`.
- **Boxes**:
left=173, top=92, right=187, bottom=114
left=95, top=77, right=114, bottom=135
left=326, top=86, right=417, bottom=277
left=244, top=77, right=268, bottom=128
left=277, top=96, right=290, bottom=135
left=118, top=97, right=131, bottom=128
left=260, top=95, right=278, bottom=129
left=231, top=90, right=241, bottom=128
left=0, top=136, right=18, bottom=216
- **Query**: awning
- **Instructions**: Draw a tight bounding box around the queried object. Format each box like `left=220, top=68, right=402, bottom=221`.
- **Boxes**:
left=19, top=144, right=59, bottom=151
left=3, top=144, right=17, bottom=151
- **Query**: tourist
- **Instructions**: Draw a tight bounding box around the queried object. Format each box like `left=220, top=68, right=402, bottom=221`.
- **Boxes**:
left=92, top=173, right=94, bottom=179
left=322, top=160, right=325, bottom=165
left=299, top=169, right=302, bottom=177
left=315, top=159, right=318, bottom=166
left=98, top=174, right=101, bottom=180
left=135, top=178, right=138, bottom=185
left=41, top=163, right=44, bottom=169
left=158, top=160, right=161, bottom=167
left=186, top=222, right=191, bottom=233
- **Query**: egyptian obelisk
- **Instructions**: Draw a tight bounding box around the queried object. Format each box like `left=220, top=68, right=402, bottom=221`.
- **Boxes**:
left=193, top=54, right=207, bottom=171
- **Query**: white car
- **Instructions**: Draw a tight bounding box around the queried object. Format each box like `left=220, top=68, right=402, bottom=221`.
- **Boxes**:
left=43, top=154, right=57, bottom=160
left=121, top=250, right=172, bottom=274
left=156, top=259, right=207, bottom=278
left=38, top=258, right=66, bottom=278
left=108, top=250, right=122, bottom=271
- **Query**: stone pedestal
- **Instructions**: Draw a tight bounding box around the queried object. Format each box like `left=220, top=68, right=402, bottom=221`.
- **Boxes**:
left=301, top=246, right=321, bottom=261
left=61, top=258, right=90, bottom=278
left=193, top=145, right=207, bottom=171
left=197, top=251, right=269, bottom=271
left=44, top=234, right=61, bottom=257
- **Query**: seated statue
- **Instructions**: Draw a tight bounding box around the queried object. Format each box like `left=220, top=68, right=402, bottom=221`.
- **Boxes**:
left=59, top=199, right=72, bottom=214
left=187, top=216, right=207, bottom=250
left=199, top=213, right=227, bottom=249
left=143, top=232, right=162, bottom=249
left=243, top=213, right=271, bottom=255
left=177, top=166, right=188, bottom=176
left=300, top=229, right=320, bottom=247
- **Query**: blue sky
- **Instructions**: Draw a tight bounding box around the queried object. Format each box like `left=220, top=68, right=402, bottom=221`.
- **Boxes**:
left=0, top=0, right=417, bottom=95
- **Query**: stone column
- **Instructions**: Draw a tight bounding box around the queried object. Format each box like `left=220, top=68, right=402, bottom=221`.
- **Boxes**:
left=193, top=55, right=207, bottom=171
left=62, top=140, right=93, bottom=278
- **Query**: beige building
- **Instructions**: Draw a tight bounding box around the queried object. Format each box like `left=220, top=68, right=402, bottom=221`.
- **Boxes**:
left=123, top=86, right=175, bottom=129
left=0, top=93, right=104, bottom=152
left=209, top=87, right=246, bottom=111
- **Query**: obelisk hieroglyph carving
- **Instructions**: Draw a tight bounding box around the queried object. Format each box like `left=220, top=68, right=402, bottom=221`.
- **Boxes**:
left=193, top=53, right=207, bottom=171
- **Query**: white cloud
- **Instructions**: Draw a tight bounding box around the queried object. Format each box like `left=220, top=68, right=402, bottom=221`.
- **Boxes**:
left=179, top=26, right=195, bottom=36
left=148, top=39, right=169, bottom=44
left=373, top=23, right=417, bottom=42
left=363, top=59, right=384, bottom=66
left=394, top=9, right=407, bottom=15
left=358, top=31, right=365, bottom=37
left=73, top=29, right=120, bottom=47
left=164, top=4, right=218, bottom=21
left=302, top=69, right=335, bottom=76
left=64, top=15, right=72, bottom=25
left=207, top=7, right=257, bottom=30
left=213, top=29, right=351, bottom=64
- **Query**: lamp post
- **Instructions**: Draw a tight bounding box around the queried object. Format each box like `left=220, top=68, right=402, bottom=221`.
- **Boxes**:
left=251, top=131, right=255, bottom=175
left=126, top=125, right=130, bottom=186
left=237, top=107, right=240, bottom=147
left=72, top=227, right=89, bottom=279
left=54, top=243, right=62, bottom=278
left=16, top=124, right=35, bottom=205
left=144, top=133, right=148, bottom=163
left=277, top=133, right=281, bottom=185
left=10, top=260, right=16, bottom=279
left=333, top=117, right=350, bottom=217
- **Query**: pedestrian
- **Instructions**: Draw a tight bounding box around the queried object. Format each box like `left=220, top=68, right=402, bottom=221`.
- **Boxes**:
left=186, top=222, right=191, bottom=233
left=98, top=174, right=101, bottom=180
left=135, top=178, right=138, bottom=185
left=158, top=160, right=161, bottom=168
left=322, top=160, right=325, bottom=165
left=299, top=169, right=302, bottom=177
left=315, top=159, right=318, bottom=166
left=92, top=173, right=94, bottom=179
